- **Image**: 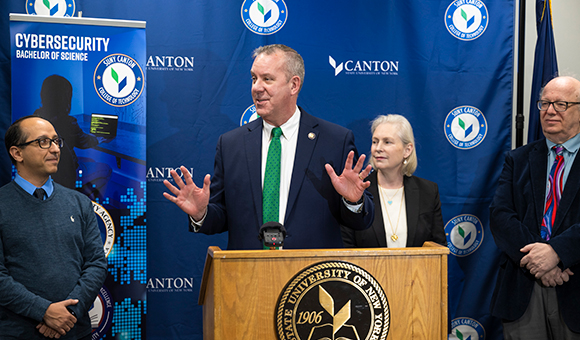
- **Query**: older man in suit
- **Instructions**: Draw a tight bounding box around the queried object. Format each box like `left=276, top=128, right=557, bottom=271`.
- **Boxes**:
left=163, top=44, right=374, bottom=249
left=490, top=76, right=580, bottom=339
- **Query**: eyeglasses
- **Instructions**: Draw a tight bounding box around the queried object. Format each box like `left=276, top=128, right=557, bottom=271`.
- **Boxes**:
left=537, top=100, right=580, bottom=112
left=16, top=137, right=64, bottom=149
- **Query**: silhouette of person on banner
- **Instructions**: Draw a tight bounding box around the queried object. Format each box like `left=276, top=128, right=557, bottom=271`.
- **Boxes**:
left=33, top=74, right=111, bottom=199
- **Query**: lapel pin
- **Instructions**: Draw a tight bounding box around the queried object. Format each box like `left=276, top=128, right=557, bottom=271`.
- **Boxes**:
left=308, top=132, right=316, bottom=140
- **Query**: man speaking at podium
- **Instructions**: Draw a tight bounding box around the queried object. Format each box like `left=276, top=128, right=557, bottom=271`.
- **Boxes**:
left=164, top=44, right=374, bottom=250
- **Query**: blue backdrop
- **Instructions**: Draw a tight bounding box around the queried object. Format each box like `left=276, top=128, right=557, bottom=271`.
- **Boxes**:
left=0, top=1, right=514, bottom=339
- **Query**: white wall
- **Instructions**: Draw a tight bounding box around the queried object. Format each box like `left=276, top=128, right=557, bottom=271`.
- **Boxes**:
left=515, top=0, right=580, bottom=147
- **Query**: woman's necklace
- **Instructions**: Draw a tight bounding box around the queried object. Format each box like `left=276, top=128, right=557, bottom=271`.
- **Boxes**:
left=383, top=186, right=401, bottom=205
left=378, top=184, right=405, bottom=242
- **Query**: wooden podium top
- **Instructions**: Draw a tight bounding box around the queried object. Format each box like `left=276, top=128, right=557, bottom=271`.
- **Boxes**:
left=200, top=242, right=448, bottom=304
left=206, top=241, right=448, bottom=259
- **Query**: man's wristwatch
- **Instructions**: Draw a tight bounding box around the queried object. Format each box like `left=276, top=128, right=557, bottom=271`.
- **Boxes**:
left=344, top=196, right=364, bottom=205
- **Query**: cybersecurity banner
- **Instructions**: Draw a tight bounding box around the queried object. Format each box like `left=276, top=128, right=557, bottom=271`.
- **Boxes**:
left=4, top=0, right=514, bottom=339
left=9, top=14, right=146, bottom=340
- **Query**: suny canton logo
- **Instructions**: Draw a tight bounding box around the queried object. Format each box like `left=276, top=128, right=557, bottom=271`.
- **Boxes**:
left=26, top=0, right=75, bottom=17
left=444, top=105, right=487, bottom=150
left=94, top=53, right=144, bottom=107
left=89, top=285, right=114, bottom=339
left=240, top=104, right=259, bottom=126
left=241, top=0, right=288, bottom=35
left=146, top=167, right=195, bottom=182
left=147, top=277, right=195, bottom=293
left=329, top=55, right=399, bottom=76
left=445, top=214, right=484, bottom=257
left=146, top=55, right=194, bottom=72
left=449, top=317, right=486, bottom=340
left=445, top=0, right=489, bottom=41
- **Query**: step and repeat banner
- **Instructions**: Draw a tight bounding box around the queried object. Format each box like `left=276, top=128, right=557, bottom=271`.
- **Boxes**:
left=3, top=0, right=514, bottom=339
left=9, top=14, right=146, bottom=340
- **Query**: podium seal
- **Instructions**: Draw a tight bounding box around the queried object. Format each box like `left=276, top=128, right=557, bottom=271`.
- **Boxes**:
left=276, top=261, right=389, bottom=340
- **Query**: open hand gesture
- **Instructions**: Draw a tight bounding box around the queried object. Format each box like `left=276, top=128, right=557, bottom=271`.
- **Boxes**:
left=325, top=151, right=372, bottom=203
left=163, top=166, right=211, bottom=221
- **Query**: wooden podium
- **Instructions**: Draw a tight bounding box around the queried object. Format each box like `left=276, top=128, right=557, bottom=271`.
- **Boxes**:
left=199, top=242, right=449, bottom=339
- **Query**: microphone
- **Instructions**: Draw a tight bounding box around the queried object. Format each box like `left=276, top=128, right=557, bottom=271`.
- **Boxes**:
left=259, top=222, right=287, bottom=250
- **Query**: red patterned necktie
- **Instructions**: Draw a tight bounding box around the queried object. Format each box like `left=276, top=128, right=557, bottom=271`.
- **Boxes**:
left=541, top=145, right=564, bottom=240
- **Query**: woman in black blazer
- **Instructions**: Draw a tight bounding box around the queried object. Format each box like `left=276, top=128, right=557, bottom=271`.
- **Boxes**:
left=342, top=114, right=446, bottom=248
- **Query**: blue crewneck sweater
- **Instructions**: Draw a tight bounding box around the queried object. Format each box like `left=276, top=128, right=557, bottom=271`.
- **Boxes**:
left=0, top=181, right=107, bottom=339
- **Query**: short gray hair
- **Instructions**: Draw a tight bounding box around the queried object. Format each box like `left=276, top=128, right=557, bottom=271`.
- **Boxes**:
left=253, top=44, right=305, bottom=91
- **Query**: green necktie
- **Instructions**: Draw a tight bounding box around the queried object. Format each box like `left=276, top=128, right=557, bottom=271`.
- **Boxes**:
left=263, top=127, right=282, bottom=224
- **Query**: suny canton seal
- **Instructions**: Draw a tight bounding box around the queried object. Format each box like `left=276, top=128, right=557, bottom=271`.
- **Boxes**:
left=241, top=0, right=288, bottom=35
left=445, top=0, right=489, bottom=41
left=240, top=104, right=259, bottom=126
left=276, top=261, right=390, bottom=340
left=444, top=105, right=487, bottom=150
left=445, top=214, right=484, bottom=257
left=89, top=285, right=114, bottom=340
left=93, top=53, right=144, bottom=107
left=26, top=0, right=75, bottom=17
left=449, top=317, right=486, bottom=340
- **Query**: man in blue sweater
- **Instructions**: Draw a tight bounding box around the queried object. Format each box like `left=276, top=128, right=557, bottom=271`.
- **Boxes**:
left=0, top=116, right=107, bottom=339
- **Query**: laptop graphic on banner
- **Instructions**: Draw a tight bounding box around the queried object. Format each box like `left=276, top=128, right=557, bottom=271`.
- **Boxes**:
left=90, top=113, right=118, bottom=139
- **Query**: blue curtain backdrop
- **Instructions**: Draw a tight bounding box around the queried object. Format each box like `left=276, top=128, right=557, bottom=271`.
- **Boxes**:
left=0, top=1, right=514, bottom=339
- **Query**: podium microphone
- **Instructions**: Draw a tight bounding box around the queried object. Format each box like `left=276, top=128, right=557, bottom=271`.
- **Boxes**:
left=259, top=222, right=286, bottom=250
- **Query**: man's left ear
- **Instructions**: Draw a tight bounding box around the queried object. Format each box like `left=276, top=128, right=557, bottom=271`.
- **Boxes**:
left=290, top=76, right=301, bottom=94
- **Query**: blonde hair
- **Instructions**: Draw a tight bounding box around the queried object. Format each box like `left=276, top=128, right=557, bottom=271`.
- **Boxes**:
left=369, top=114, right=417, bottom=176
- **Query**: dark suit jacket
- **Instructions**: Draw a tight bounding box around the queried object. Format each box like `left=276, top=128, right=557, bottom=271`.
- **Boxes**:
left=193, top=108, right=374, bottom=250
left=489, top=139, right=580, bottom=332
left=342, top=171, right=446, bottom=248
